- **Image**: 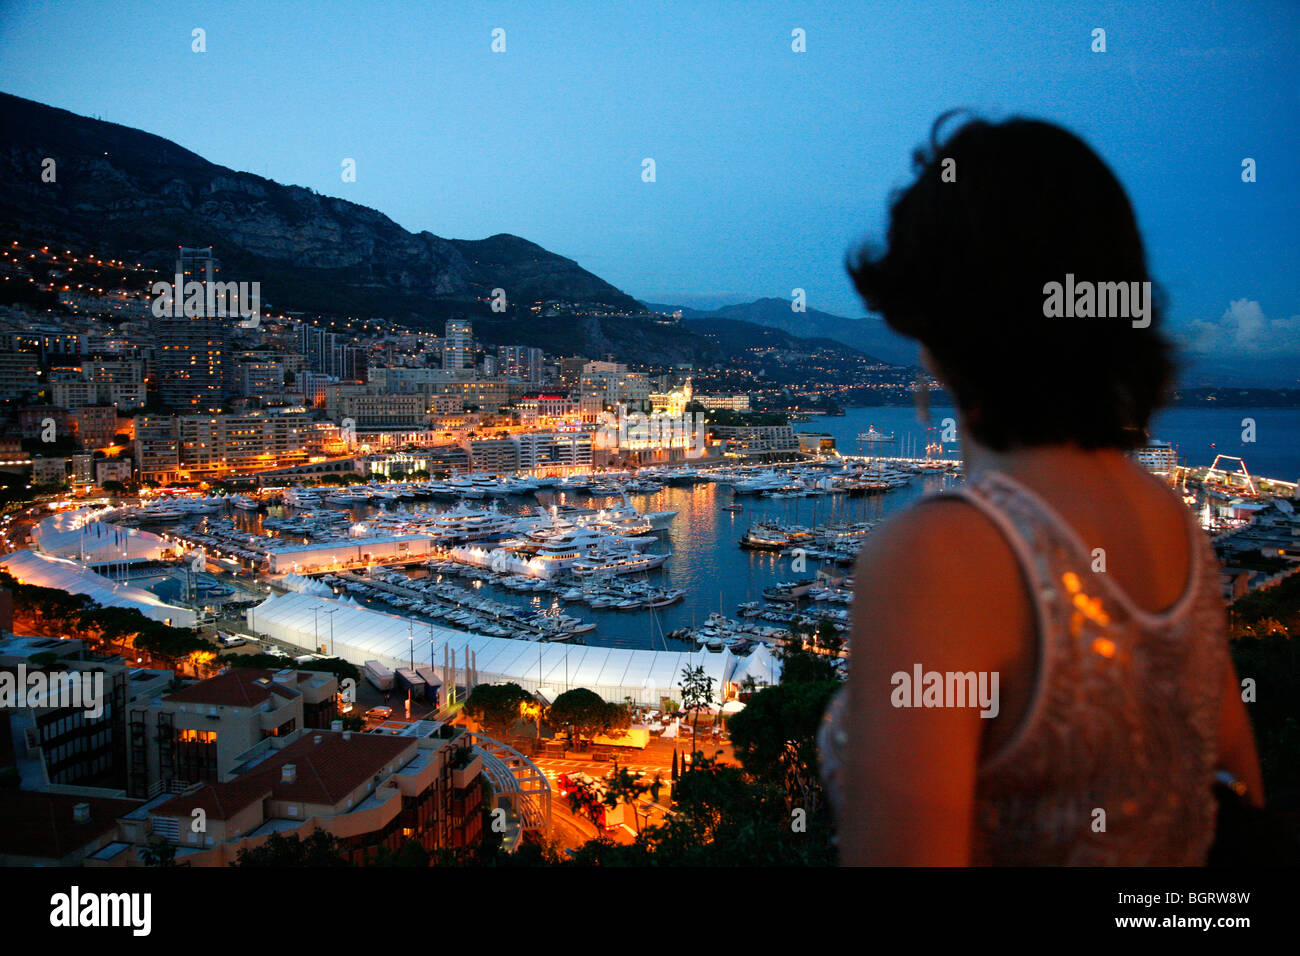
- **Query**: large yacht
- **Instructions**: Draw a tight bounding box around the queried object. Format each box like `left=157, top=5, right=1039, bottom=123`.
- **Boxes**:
left=569, top=550, right=670, bottom=576
left=427, top=501, right=516, bottom=542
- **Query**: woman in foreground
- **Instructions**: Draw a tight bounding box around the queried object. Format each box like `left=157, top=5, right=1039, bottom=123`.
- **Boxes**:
left=819, top=115, right=1263, bottom=866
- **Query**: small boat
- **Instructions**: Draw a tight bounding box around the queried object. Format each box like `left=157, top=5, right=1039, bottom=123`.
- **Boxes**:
left=723, top=503, right=744, bottom=512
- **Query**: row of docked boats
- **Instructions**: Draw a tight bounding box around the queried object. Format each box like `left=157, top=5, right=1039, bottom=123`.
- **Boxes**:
left=324, top=568, right=596, bottom=641
left=740, top=518, right=875, bottom=554
left=668, top=612, right=792, bottom=652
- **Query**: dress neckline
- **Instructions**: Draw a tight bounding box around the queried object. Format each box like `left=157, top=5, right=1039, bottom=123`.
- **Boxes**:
left=970, top=468, right=1204, bottom=626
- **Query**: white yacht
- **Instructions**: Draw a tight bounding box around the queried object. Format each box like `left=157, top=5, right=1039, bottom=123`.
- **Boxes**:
left=427, top=502, right=515, bottom=541
left=569, top=549, right=669, bottom=577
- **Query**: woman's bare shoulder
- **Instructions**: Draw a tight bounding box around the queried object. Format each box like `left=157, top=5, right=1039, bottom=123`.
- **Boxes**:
left=854, top=493, right=1031, bottom=669
left=860, top=493, right=1013, bottom=571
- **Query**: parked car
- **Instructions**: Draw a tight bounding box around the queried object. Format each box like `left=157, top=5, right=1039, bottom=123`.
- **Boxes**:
left=365, top=706, right=393, bottom=722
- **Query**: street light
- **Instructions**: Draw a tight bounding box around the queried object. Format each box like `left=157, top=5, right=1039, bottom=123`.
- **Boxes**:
left=324, top=606, right=338, bottom=656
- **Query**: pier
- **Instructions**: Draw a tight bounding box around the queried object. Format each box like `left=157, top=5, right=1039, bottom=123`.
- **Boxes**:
left=332, top=570, right=568, bottom=642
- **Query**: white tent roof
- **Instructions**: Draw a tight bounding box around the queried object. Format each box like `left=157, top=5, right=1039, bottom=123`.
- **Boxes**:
left=279, top=573, right=333, bottom=597
left=247, top=591, right=731, bottom=705
left=730, top=641, right=782, bottom=686
left=32, top=510, right=171, bottom=564
left=0, top=548, right=196, bottom=626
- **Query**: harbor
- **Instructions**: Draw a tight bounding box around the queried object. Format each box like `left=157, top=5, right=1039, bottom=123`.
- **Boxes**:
left=9, top=406, right=1298, bottom=663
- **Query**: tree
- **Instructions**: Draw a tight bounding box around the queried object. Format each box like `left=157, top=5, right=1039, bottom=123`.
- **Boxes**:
left=677, top=665, right=715, bottom=756
left=603, top=765, right=650, bottom=834
left=563, top=753, right=836, bottom=866
left=140, top=836, right=176, bottom=867
left=463, top=682, right=533, bottom=739
left=232, top=828, right=348, bottom=867
left=564, top=775, right=607, bottom=830
left=727, top=680, right=839, bottom=816
left=548, top=688, right=628, bottom=751
left=776, top=629, right=838, bottom=684
left=370, top=838, right=430, bottom=867
left=813, top=619, right=844, bottom=656
left=101, top=480, right=126, bottom=495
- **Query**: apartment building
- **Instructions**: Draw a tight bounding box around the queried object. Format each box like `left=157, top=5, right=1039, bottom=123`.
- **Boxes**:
left=711, top=424, right=801, bottom=459
left=151, top=315, right=231, bottom=411
left=326, top=385, right=431, bottom=430
left=0, top=635, right=171, bottom=793
left=99, top=725, right=484, bottom=866
left=499, top=345, right=544, bottom=382
left=513, top=432, right=594, bottom=471
left=134, top=415, right=181, bottom=484
left=67, top=405, right=119, bottom=450
left=175, top=413, right=321, bottom=478
left=127, top=667, right=339, bottom=797
left=696, top=393, right=751, bottom=413
left=465, top=438, right=520, bottom=472
left=0, top=350, right=41, bottom=400
left=580, top=362, right=650, bottom=415
left=236, top=361, right=285, bottom=397
left=516, top=394, right=578, bottom=425
left=95, top=458, right=133, bottom=487
left=431, top=377, right=509, bottom=413
left=49, top=358, right=147, bottom=410
left=30, top=456, right=68, bottom=487
left=442, top=319, right=473, bottom=371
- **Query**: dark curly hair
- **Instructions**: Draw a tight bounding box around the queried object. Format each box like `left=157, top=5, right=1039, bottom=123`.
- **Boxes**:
left=847, top=112, right=1175, bottom=451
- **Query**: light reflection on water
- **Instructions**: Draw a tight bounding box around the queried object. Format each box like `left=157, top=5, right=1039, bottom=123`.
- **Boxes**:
left=218, top=473, right=958, bottom=651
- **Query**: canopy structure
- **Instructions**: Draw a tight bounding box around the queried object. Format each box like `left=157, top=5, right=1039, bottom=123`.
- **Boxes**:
left=0, top=548, right=196, bottom=626
left=729, top=641, right=781, bottom=687
left=247, top=591, right=732, bottom=706
left=278, top=573, right=333, bottom=597
left=31, top=509, right=172, bottom=565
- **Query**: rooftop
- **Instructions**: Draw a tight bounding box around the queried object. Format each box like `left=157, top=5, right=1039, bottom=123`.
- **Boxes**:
left=0, top=790, right=141, bottom=862
left=164, top=667, right=301, bottom=708
left=153, top=730, right=415, bottom=820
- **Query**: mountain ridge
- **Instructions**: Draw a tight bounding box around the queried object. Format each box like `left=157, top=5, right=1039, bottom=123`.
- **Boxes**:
left=643, top=296, right=919, bottom=367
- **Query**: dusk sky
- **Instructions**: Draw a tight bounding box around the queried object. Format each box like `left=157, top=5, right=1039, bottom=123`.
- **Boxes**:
left=2, top=0, right=1297, bottom=373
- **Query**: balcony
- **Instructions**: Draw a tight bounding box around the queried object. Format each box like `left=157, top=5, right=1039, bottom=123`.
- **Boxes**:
left=452, top=753, right=482, bottom=791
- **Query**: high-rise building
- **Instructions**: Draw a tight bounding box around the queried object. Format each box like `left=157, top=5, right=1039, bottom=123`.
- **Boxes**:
left=442, top=319, right=473, bottom=371
left=500, top=345, right=544, bottom=382
left=152, top=250, right=231, bottom=411
left=296, top=323, right=366, bottom=382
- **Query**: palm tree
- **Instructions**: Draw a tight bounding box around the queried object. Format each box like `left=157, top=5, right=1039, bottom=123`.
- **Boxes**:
left=677, top=665, right=715, bottom=763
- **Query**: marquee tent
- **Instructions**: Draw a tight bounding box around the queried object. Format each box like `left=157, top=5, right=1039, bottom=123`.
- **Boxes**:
left=32, top=510, right=172, bottom=564
left=0, top=548, right=196, bottom=626
left=246, top=591, right=732, bottom=706
left=728, top=640, right=781, bottom=687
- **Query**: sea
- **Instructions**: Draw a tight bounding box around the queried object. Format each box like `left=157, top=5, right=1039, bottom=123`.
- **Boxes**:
left=166, top=405, right=1300, bottom=653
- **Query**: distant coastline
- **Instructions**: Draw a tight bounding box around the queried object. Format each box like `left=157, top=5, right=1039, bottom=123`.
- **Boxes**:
left=832, top=387, right=1300, bottom=410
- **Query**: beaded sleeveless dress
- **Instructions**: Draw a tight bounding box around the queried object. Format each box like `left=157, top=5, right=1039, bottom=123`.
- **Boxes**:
left=818, top=470, right=1229, bottom=865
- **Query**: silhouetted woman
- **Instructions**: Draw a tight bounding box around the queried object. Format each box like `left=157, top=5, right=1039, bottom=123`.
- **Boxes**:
left=819, top=114, right=1262, bottom=865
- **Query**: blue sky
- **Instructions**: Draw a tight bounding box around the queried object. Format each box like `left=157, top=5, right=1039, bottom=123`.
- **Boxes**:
left=1, top=0, right=1297, bottom=378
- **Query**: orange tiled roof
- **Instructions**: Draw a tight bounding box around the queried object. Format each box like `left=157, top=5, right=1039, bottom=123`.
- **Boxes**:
left=154, top=731, right=416, bottom=820
left=165, top=668, right=300, bottom=708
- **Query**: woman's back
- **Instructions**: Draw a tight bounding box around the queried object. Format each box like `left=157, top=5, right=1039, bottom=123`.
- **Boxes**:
left=828, top=114, right=1261, bottom=865
left=953, top=460, right=1227, bottom=864
left=821, top=452, right=1231, bottom=865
